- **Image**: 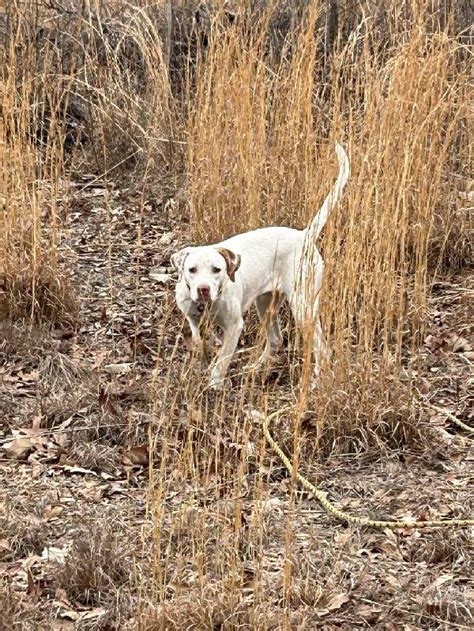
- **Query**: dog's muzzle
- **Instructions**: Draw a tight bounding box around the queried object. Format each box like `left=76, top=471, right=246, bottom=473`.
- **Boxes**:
left=186, top=281, right=223, bottom=313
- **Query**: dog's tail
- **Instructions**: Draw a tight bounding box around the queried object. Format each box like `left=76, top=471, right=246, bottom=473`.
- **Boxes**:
left=305, top=143, right=350, bottom=241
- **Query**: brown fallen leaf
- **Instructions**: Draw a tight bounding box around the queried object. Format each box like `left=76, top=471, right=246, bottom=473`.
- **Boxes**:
left=123, top=445, right=149, bottom=467
left=356, top=604, right=382, bottom=623
left=76, top=478, right=103, bottom=499
left=26, top=567, right=41, bottom=598
left=444, top=331, right=472, bottom=354
left=375, top=539, right=403, bottom=559
left=52, top=621, right=76, bottom=630
left=327, top=592, right=350, bottom=611
left=43, top=505, right=64, bottom=520
left=425, top=331, right=473, bottom=356
left=385, top=573, right=401, bottom=588
left=54, top=587, right=73, bottom=606
left=424, top=334, right=443, bottom=352
left=334, top=530, right=352, bottom=546
left=4, top=437, right=33, bottom=460
left=103, top=482, right=133, bottom=498
left=0, top=538, right=12, bottom=560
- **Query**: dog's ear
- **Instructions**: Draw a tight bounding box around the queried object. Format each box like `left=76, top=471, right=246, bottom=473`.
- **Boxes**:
left=217, top=247, right=241, bottom=282
left=171, top=247, right=191, bottom=276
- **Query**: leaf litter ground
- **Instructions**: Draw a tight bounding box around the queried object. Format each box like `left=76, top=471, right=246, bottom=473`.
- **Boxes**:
left=1, top=180, right=473, bottom=630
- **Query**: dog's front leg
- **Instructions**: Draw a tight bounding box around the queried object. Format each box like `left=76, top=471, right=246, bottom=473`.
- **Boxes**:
left=186, top=315, right=203, bottom=351
left=209, top=317, right=244, bottom=389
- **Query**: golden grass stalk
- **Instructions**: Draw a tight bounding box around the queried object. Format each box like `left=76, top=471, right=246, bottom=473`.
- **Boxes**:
left=0, top=15, right=76, bottom=323
left=185, top=6, right=469, bottom=443
left=1, top=1, right=471, bottom=625
left=145, top=5, right=471, bottom=621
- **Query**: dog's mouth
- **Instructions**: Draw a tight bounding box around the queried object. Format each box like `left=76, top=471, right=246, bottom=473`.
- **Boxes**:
left=191, top=285, right=222, bottom=307
left=195, top=295, right=212, bottom=306
left=193, top=296, right=213, bottom=312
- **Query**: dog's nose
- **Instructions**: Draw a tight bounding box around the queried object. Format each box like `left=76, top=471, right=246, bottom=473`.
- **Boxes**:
left=197, top=285, right=211, bottom=301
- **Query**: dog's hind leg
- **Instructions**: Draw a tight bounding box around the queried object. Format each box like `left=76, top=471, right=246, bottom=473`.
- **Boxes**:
left=289, top=282, right=329, bottom=385
left=255, top=292, right=283, bottom=366
left=310, top=315, right=329, bottom=381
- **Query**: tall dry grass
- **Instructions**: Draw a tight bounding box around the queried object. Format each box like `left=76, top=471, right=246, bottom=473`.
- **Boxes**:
left=0, top=1, right=180, bottom=322
left=1, top=1, right=472, bottom=626
left=144, top=4, right=471, bottom=623
left=0, top=15, right=76, bottom=323
left=185, top=2, right=471, bottom=444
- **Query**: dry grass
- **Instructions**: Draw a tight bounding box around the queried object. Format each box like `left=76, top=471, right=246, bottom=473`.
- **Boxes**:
left=0, top=11, right=77, bottom=324
left=1, top=1, right=472, bottom=628
left=53, top=525, right=132, bottom=606
left=145, top=3, right=472, bottom=625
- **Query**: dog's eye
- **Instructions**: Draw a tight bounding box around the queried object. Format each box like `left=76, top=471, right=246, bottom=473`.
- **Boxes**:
left=188, top=267, right=197, bottom=274
left=212, top=267, right=221, bottom=274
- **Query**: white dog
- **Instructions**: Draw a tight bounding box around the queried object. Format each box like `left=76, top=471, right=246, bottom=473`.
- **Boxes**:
left=172, top=143, right=350, bottom=388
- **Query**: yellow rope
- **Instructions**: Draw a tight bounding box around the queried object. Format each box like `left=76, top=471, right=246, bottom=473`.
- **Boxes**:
left=427, top=402, right=474, bottom=435
left=262, top=408, right=474, bottom=529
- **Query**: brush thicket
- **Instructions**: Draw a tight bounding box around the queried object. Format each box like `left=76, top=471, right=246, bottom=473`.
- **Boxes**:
left=1, top=2, right=470, bottom=626
left=145, top=5, right=470, bottom=622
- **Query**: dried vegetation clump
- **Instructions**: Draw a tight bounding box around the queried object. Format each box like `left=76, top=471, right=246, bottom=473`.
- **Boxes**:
left=53, top=525, right=132, bottom=606
left=1, top=1, right=473, bottom=629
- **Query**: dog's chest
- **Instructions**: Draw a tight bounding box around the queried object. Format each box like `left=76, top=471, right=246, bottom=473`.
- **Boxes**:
left=185, top=299, right=219, bottom=322
left=187, top=301, right=207, bottom=320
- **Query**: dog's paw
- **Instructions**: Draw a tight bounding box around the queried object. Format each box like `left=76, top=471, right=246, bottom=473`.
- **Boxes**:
left=309, top=373, right=320, bottom=391
left=249, top=351, right=275, bottom=372
left=248, top=360, right=265, bottom=373
left=209, top=370, right=225, bottom=390
left=209, top=380, right=224, bottom=391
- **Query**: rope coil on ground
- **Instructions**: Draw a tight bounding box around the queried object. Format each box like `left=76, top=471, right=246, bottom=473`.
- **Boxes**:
left=427, top=402, right=474, bottom=435
left=262, top=407, right=474, bottom=529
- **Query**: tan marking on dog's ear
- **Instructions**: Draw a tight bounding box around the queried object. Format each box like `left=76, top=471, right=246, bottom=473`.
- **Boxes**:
left=171, top=247, right=191, bottom=277
left=217, top=247, right=241, bottom=282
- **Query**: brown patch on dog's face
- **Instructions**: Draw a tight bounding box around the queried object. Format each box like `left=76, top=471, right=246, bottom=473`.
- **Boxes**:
left=170, top=247, right=192, bottom=277
left=217, top=248, right=241, bottom=282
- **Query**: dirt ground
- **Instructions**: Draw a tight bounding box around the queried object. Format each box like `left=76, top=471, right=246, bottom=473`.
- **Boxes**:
left=1, top=178, right=473, bottom=630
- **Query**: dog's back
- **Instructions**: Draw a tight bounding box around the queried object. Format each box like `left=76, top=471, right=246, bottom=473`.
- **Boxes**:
left=220, top=226, right=304, bottom=307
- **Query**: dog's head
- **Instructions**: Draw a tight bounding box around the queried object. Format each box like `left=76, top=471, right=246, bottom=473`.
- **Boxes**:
left=171, top=246, right=241, bottom=304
